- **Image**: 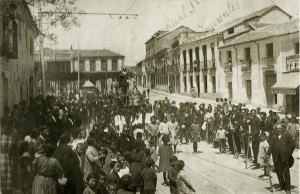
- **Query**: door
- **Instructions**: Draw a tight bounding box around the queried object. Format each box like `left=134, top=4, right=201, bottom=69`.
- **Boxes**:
left=265, top=74, right=277, bottom=105
left=184, top=77, right=187, bottom=92
left=203, top=75, right=207, bottom=93
left=211, top=76, right=216, bottom=93
left=196, top=75, right=200, bottom=97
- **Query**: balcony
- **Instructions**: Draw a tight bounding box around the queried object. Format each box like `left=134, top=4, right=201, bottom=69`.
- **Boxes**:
left=224, top=63, right=232, bottom=72
left=241, top=59, right=251, bottom=72
left=208, top=59, right=216, bottom=70
left=261, top=57, right=275, bottom=70
left=286, top=54, right=299, bottom=72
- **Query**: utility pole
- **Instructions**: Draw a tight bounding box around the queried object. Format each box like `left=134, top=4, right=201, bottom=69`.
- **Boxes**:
left=77, top=34, right=80, bottom=93
left=38, top=3, right=46, bottom=98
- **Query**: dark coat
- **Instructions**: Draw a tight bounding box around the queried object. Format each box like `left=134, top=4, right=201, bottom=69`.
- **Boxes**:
left=116, top=135, right=134, bottom=154
left=267, top=133, right=295, bottom=163
left=249, top=115, right=261, bottom=139
left=53, top=144, right=84, bottom=194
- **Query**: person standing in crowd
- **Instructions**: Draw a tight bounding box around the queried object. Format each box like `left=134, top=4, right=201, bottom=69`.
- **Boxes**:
left=249, top=109, right=261, bottom=169
left=159, top=135, right=173, bottom=186
left=33, top=125, right=50, bottom=156
left=83, top=173, right=98, bottom=194
left=141, top=158, right=157, bottom=194
left=54, top=133, right=84, bottom=194
left=257, top=132, right=272, bottom=178
left=106, top=161, right=121, bottom=188
left=175, top=160, right=196, bottom=194
left=116, top=127, right=134, bottom=155
left=216, top=124, right=227, bottom=154
left=168, top=155, right=179, bottom=194
left=190, top=117, right=200, bottom=154
left=84, top=136, right=105, bottom=181
left=148, top=116, right=159, bottom=148
left=158, top=116, right=170, bottom=145
left=267, top=123, right=295, bottom=194
left=0, top=117, right=17, bottom=194
left=31, top=144, right=64, bottom=194
left=168, top=114, right=179, bottom=153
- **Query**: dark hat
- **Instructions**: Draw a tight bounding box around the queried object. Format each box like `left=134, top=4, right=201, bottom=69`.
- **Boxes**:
left=288, top=155, right=294, bottom=168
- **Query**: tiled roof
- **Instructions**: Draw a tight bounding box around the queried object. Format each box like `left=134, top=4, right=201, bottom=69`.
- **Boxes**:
left=79, top=49, right=124, bottom=57
left=222, top=19, right=299, bottom=47
left=217, top=5, right=291, bottom=32
left=37, top=48, right=124, bottom=59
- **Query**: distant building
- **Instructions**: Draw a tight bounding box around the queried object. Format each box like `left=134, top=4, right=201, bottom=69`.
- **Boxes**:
left=34, top=48, right=125, bottom=96
left=138, top=5, right=299, bottom=113
left=0, top=1, right=38, bottom=119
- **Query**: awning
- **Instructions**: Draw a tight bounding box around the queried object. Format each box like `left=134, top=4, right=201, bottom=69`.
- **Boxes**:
left=271, top=72, right=299, bottom=95
left=82, top=80, right=95, bottom=88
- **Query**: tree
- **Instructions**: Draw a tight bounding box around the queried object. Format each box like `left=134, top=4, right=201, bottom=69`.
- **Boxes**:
left=27, top=0, right=84, bottom=45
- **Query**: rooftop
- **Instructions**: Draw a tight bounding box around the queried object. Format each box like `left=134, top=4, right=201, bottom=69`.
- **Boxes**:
left=222, top=18, right=299, bottom=47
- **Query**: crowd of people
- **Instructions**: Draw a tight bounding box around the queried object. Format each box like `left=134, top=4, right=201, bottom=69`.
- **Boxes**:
left=0, top=88, right=298, bottom=194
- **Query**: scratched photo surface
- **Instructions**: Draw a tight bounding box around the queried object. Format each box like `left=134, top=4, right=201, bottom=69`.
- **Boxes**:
left=0, top=0, right=299, bottom=194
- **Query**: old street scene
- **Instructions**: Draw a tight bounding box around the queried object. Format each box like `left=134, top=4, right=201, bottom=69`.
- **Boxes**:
left=0, top=0, right=299, bottom=194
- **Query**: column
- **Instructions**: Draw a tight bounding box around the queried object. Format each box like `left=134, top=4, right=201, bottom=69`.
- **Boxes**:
left=117, top=59, right=122, bottom=71
left=186, top=49, right=190, bottom=71
left=215, top=41, right=220, bottom=94
left=192, top=70, right=197, bottom=95
left=207, top=43, right=212, bottom=93
left=186, top=71, right=190, bottom=93
left=180, top=50, right=184, bottom=71
left=180, top=72, right=184, bottom=93
left=199, top=70, right=204, bottom=93
left=107, top=59, right=112, bottom=71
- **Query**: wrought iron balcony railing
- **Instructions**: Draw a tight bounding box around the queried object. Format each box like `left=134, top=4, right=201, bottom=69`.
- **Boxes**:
left=241, top=59, right=251, bottom=72
left=286, top=54, right=299, bottom=71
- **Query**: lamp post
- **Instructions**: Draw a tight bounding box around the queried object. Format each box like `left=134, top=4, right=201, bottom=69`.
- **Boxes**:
left=146, top=87, right=150, bottom=100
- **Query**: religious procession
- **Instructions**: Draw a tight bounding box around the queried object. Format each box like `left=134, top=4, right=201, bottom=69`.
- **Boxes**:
left=0, top=67, right=298, bottom=194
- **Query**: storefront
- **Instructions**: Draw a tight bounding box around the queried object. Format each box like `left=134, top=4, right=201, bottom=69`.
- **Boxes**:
left=271, top=72, right=299, bottom=115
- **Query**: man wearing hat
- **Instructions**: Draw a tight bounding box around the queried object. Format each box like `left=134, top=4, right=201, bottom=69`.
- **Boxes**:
left=267, top=123, right=295, bottom=194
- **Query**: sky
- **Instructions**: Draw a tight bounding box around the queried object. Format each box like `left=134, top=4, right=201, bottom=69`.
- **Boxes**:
left=41, top=0, right=299, bottom=66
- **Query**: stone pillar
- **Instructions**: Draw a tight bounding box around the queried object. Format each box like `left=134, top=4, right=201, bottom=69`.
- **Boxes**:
left=193, top=70, right=197, bottom=95
left=180, top=72, right=184, bottom=93
left=215, top=41, right=220, bottom=93
left=207, top=72, right=212, bottom=93
left=118, top=59, right=122, bottom=71
left=199, top=70, right=204, bottom=93
left=187, top=49, right=190, bottom=70
left=186, top=71, right=190, bottom=93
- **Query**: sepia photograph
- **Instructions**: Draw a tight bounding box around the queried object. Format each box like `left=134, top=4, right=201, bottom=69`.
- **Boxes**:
left=0, top=0, right=299, bottom=193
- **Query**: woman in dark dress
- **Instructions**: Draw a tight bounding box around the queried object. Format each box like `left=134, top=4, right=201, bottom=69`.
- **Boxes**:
left=53, top=133, right=84, bottom=194
left=129, top=140, right=146, bottom=192
left=32, top=144, right=64, bottom=194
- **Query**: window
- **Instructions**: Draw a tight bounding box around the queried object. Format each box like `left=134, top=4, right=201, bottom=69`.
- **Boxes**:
left=211, top=44, right=215, bottom=67
left=90, top=61, right=95, bottom=72
left=66, top=62, right=71, bottom=73
left=203, top=75, right=207, bottom=93
left=228, top=27, right=234, bottom=34
left=101, top=60, right=107, bottom=71
left=112, top=60, right=118, bottom=71
left=4, top=18, right=18, bottom=58
left=244, top=47, right=250, bottom=60
left=195, top=47, right=199, bottom=61
left=96, top=60, right=101, bottom=71
left=189, top=49, right=193, bottom=70
left=190, top=76, right=193, bottom=88
left=183, top=50, right=187, bottom=70
left=266, top=43, right=273, bottom=58
left=227, top=51, right=232, bottom=63
left=246, top=80, right=252, bottom=98
left=85, top=60, right=90, bottom=72
left=295, top=43, right=299, bottom=54
left=202, top=45, right=207, bottom=67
